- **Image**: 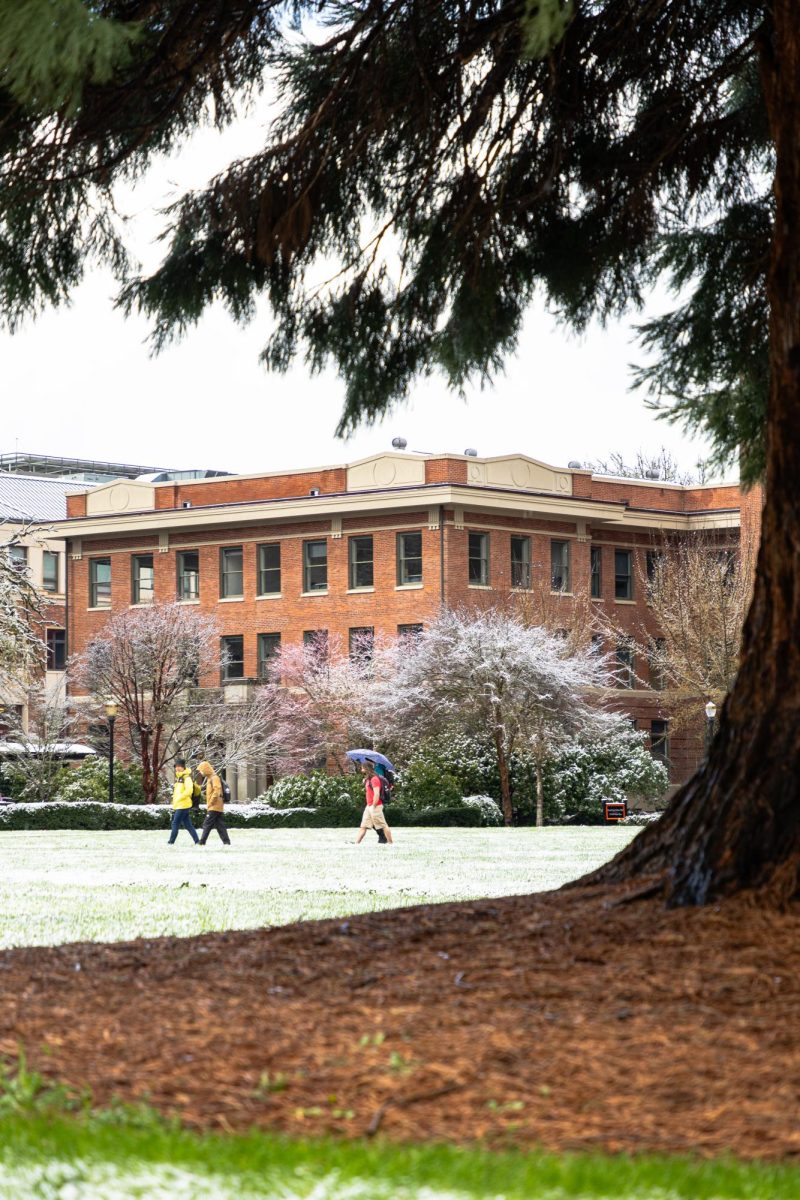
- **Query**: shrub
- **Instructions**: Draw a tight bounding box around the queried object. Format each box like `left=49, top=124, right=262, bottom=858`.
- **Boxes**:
left=261, top=770, right=363, bottom=812
left=0, top=799, right=492, bottom=831
left=54, top=756, right=146, bottom=804
left=542, top=723, right=669, bottom=824
left=461, top=794, right=503, bottom=826
left=395, top=760, right=463, bottom=810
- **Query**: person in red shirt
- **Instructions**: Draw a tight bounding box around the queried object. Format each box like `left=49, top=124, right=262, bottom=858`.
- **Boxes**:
left=354, top=762, right=394, bottom=844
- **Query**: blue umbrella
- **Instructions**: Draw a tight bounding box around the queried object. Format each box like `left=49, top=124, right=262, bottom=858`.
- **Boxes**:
left=346, top=749, right=395, bottom=773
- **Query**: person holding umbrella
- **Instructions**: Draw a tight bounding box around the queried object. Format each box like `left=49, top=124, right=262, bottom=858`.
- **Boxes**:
left=348, top=750, right=395, bottom=845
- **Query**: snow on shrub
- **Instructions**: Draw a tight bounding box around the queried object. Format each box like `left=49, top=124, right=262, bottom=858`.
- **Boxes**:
left=460, top=795, right=503, bottom=826
left=260, top=770, right=363, bottom=811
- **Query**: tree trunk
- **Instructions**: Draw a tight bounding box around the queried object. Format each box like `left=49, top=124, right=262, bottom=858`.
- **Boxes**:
left=493, top=728, right=513, bottom=826
left=594, top=4, right=800, bottom=905
left=535, top=761, right=544, bottom=828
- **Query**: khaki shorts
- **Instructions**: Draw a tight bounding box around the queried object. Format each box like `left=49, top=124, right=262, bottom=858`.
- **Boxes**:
left=360, top=804, right=388, bottom=830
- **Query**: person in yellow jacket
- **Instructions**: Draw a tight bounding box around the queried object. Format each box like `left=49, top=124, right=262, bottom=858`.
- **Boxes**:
left=168, top=757, right=200, bottom=845
left=197, top=760, right=231, bottom=846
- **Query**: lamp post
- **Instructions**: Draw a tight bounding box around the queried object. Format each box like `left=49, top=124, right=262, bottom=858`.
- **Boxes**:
left=105, top=700, right=118, bottom=804
left=704, top=699, right=717, bottom=754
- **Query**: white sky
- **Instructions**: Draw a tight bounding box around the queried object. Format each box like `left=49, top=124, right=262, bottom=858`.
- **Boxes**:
left=0, top=97, right=713, bottom=479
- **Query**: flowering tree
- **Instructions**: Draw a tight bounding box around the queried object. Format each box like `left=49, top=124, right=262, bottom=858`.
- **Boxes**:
left=184, top=682, right=316, bottom=782
left=375, top=608, right=610, bottom=826
left=268, top=631, right=379, bottom=771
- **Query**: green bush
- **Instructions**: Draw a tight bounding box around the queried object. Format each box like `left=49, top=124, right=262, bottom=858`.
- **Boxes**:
left=54, top=757, right=146, bottom=804
left=0, top=798, right=494, bottom=831
left=396, top=760, right=462, bottom=811
left=262, top=771, right=363, bottom=812
left=542, top=723, right=669, bottom=824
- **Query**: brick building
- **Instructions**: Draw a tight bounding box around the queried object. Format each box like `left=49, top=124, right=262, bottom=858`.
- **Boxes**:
left=55, top=450, right=753, bottom=796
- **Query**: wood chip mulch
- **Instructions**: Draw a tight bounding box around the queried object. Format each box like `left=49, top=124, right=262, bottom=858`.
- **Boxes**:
left=1, top=881, right=799, bottom=1160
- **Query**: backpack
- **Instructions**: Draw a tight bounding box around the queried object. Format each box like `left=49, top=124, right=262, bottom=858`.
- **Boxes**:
left=374, top=769, right=394, bottom=804
left=191, top=779, right=202, bottom=809
left=221, top=779, right=231, bottom=803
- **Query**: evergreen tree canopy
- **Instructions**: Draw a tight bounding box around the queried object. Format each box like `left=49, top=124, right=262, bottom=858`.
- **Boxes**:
left=0, top=2, right=771, bottom=478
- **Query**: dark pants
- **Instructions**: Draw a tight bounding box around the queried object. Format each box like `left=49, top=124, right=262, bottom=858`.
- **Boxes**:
left=169, top=808, right=199, bottom=844
left=200, top=810, right=231, bottom=845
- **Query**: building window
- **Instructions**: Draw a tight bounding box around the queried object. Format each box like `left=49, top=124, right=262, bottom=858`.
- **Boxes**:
left=46, top=628, right=66, bottom=671
left=89, top=557, right=111, bottom=608
left=348, top=536, right=374, bottom=589
left=590, top=546, right=602, bottom=599
left=551, top=540, right=570, bottom=592
left=257, top=544, right=281, bottom=595
left=42, top=550, right=59, bottom=592
left=397, top=532, right=423, bottom=585
left=398, top=623, right=423, bottom=639
left=650, top=719, right=669, bottom=767
left=8, top=544, right=28, bottom=572
left=177, top=550, right=200, bottom=600
left=257, top=632, right=281, bottom=679
left=590, top=633, right=604, bottom=656
left=220, top=546, right=244, bottom=598
left=614, top=549, right=633, bottom=600
left=303, top=540, right=328, bottom=592
left=349, top=626, right=374, bottom=660
left=468, top=532, right=489, bottom=586
left=510, top=536, right=531, bottom=589
left=221, top=635, right=245, bottom=681
left=616, top=643, right=635, bottom=688
left=131, top=554, right=155, bottom=604
left=303, top=629, right=329, bottom=661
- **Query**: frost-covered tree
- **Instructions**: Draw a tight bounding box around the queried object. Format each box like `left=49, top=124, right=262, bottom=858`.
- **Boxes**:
left=0, top=532, right=42, bottom=692
left=0, top=688, right=78, bottom=803
left=582, top=449, right=711, bottom=487
left=375, top=608, right=610, bottom=826
left=72, top=602, right=223, bottom=803
left=269, top=631, right=380, bottom=770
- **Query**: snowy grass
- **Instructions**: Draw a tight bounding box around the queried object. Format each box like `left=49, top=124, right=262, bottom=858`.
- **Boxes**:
left=1, top=1112, right=798, bottom=1200
left=0, top=826, right=636, bottom=950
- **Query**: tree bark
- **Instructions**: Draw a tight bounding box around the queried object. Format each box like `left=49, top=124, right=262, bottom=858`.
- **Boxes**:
left=493, top=727, right=513, bottom=826
left=593, top=3, right=800, bottom=905
left=534, top=760, right=544, bottom=828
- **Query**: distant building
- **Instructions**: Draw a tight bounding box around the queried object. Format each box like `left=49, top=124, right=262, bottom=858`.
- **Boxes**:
left=54, top=450, right=755, bottom=796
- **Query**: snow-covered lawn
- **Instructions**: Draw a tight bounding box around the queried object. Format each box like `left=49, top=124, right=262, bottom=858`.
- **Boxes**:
left=0, top=826, right=637, bottom=950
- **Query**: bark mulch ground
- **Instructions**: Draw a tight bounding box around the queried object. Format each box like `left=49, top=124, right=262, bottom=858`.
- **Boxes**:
left=1, top=881, right=799, bottom=1160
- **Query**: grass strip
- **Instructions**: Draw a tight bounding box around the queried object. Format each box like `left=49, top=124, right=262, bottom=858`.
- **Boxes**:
left=0, top=1108, right=798, bottom=1199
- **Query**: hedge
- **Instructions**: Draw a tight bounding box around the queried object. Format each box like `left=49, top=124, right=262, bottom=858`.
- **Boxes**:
left=0, top=800, right=491, bottom=831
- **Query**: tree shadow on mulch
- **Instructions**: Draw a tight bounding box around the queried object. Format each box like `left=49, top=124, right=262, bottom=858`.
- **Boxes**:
left=1, top=880, right=798, bottom=1159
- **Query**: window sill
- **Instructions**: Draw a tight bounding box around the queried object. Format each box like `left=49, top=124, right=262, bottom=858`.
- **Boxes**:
left=396, top=583, right=424, bottom=590
left=177, top=598, right=200, bottom=605
left=614, top=598, right=637, bottom=605
left=347, top=586, right=375, bottom=594
left=129, top=602, right=155, bottom=608
left=301, top=590, right=329, bottom=597
left=87, top=605, right=112, bottom=612
left=219, top=596, right=245, bottom=603
left=256, top=592, right=282, bottom=600
left=550, top=590, right=574, bottom=597
left=468, top=583, right=492, bottom=590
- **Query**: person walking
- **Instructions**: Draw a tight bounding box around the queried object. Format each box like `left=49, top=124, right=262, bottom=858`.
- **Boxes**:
left=168, top=757, right=199, bottom=845
left=197, top=760, right=231, bottom=846
left=355, top=761, right=394, bottom=845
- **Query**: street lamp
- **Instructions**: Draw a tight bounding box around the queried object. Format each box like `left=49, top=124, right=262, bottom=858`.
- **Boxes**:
left=704, top=700, right=717, bottom=753
left=104, top=700, right=118, bottom=804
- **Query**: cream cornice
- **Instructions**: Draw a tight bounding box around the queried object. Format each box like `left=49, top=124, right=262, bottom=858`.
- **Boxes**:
left=45, top=483, right=740, bottom=541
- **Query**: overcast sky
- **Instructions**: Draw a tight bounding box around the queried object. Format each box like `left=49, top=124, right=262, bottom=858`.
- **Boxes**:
left=0, top=97, right=715, bottom=480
